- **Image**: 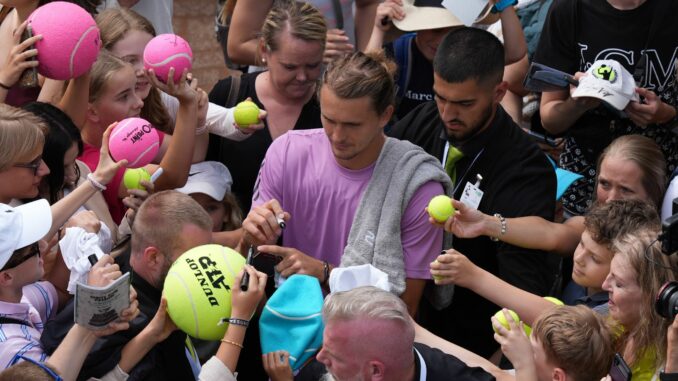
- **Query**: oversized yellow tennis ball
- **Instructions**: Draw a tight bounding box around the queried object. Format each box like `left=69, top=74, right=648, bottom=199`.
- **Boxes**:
left=233, top=100, right=260, bottom=127
left=427, top=195, right=454, bottom=223
left=163, top=244, right=246, bottom=340
left=123, top=168, right=151, bottom=191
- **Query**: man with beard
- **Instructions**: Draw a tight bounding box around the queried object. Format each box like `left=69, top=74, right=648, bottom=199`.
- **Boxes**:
left=389, top=28, right=558, bottom=358
left=316, top=286, right=497, bottom=381
left=42, top=191, right=214, bottom=380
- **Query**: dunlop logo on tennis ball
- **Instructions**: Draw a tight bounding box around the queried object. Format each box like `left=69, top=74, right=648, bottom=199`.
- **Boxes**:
left=184, top=255, right=230, bottom=307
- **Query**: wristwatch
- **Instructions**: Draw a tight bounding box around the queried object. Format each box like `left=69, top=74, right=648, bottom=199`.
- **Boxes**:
left=492, top=0, right=518, bottom=13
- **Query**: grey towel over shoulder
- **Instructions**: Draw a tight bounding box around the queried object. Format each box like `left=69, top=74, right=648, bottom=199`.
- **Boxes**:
left=341, top=137, right=453, bottom=296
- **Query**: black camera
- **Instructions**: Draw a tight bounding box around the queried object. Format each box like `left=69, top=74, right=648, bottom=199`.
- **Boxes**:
left=656, top=281, right=678, bottom=320
left=660, top=198, right=678, bottom=255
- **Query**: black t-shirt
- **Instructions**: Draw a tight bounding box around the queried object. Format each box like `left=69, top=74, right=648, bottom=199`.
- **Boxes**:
left=207, top=72, right=321, bottom=213
left=385, top=35, right=435, bottom=120
left=413, top=343, right=496, bottom=381
left=533, top=0, right=678, bottom=214
left=534, top=0, right=678, bottom=135
left=390, top=103, right=559, bottom=357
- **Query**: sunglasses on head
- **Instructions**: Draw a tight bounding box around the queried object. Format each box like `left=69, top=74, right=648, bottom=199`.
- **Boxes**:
left=15, top=355, right=63, bottom=381
left=1, top=243, right=40, bottom=271
left=13, top=155, right=43, bottom=176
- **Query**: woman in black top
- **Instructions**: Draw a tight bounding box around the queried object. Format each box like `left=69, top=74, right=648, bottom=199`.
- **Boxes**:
left=208, top=1, right=327, bottom=213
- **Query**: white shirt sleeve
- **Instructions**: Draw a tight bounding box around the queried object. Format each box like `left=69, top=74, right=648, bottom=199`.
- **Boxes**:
left=198, top=357, right=237, bottom=381
left=160, top=92, right=250, bottom=141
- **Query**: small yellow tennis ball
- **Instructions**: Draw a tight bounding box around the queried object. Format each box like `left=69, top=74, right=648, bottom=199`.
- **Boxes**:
left=427, top=195, right=454, bottom=223
left=493, top=309, right=533, bottom=336
left=431, top=259, right=443, bottom=282
left=544, top=296, right=564, bottom=306
left=233, top=100, right=260, bottom=127
left=493, top=309, right=520, bottom=333
left=123, top=168, right=151, bottom=191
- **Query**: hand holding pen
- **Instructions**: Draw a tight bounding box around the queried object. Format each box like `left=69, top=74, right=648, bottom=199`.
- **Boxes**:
left=241, top=198, right=290, bottom=248
left=240, top=214, right=286, bottom=291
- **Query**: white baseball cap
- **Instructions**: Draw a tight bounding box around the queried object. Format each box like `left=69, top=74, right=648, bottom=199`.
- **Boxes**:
left=176, top=161, right=233, bottom=201
left=0, top=199, right=52, bottom=270
left=572, top=59, right=639, bottom=111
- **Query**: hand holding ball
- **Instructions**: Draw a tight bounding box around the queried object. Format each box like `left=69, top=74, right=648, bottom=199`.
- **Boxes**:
left=428, top=195, right=454, bottom=223
left=233, top=100, right=261, bottom=127
left=108, top=118, right=160, bottom=168
left=27, top=1, right=101, bottom=80
left=492, top=309, right=528, bottom=335
left=123, top=168, right=151, bottom=191
left=143, top=34, right=193, bottom=83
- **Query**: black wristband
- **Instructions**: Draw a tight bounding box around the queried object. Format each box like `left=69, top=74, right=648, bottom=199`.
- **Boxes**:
left=228, top=318, right=249, bottom=327
left=321, top=261, right=330, bottom=285
left=661, top=372, right=678, bottom=381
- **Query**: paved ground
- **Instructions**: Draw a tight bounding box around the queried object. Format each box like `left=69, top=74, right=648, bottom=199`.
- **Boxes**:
left=173, top=0, right=230, bottom=93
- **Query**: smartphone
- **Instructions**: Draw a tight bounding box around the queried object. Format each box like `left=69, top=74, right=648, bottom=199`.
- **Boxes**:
left=525, top=129, right=560, bottom=147
left=251, top=251, right=282, bottom=272
left=609, top=353, right=632, bottom=381
left=18, top=25, right=39, bottom=88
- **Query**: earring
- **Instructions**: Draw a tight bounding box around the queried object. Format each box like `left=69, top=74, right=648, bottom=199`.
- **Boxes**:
left=262, top=58, right=266, bottom=64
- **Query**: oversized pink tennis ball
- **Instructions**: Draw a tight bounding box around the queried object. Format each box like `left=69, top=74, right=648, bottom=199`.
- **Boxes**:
left=143, top=34, right=193, bottom=83
left=108, top=118, right=160, bottom=168
left=27, top=1, right=101, bottom=80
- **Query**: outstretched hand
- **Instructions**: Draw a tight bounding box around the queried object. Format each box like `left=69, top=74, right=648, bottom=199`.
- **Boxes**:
left=262, top=351, right=294, bottom=381
left=241, top=199, right=290, bottom=247
left=428, top=199, right=490, bottom=238
left=626, top=87, right=676, bottom=127
left=94, top=122, right=128, bottom=185
left=231, top=265, right=267, bottom=319
left=0, top=20, right=41, bottom=89
left=258, top=245, right=324, bottom=280
left=373, top=0, right=405, bottom=32
left=492, top=309, right=535, bottom=374
left=430, top=249, right=479, bottom=287
left=146, top=297, right=178, bottom=344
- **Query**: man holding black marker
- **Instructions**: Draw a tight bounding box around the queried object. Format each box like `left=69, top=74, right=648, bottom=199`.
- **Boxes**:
left=238, top=51, right=449, bottom=317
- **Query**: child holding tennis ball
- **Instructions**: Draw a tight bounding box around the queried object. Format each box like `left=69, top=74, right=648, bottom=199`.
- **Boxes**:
left=430, top=199, right=659, bottom=325
left=493, top=305, right=614, bottom=381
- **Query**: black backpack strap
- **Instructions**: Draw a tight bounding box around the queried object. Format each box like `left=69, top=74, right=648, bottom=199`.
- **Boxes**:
left=224, top=75, right=242, bottom=108
left=0, top=316, right=30, bottom=326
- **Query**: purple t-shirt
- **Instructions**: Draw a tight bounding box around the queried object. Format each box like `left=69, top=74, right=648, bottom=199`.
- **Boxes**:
left=0, top=281, right=58, bottom=368
left=253, top=129, right=443, bottom=279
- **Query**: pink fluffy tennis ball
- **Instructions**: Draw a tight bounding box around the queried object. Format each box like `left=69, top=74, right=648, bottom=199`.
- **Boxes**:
left=143, top=34, right=193, bottom=83
left=108, top=118, right=160, bottom=168
left=27, top=1, right=101, bottom=80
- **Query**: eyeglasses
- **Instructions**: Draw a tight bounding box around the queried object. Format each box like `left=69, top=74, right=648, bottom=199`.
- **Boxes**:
left=15, top=355, right=63, bottom=381
left=13, top=156, right=43, bottom=176
left=1, top=243, right=40, bottom=271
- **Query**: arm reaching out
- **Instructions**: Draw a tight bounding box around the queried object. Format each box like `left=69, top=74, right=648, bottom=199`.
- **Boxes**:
left=431, top=250, right=556, bottom=325
left=433, top=200, right=584, bottom=256
left=492, top=310, right=538, bottom=381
